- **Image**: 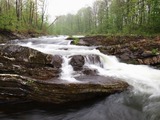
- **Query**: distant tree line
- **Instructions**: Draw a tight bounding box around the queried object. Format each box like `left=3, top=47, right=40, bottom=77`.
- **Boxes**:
left=0, top=0, right=49, bottom=33
left=53, top=0, right=160, bottom=35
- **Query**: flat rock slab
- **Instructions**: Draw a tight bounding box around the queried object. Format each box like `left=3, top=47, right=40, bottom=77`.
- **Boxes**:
left=0, top=74, right=128, bottom=104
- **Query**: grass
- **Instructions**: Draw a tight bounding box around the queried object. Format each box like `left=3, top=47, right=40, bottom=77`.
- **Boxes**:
left=73, top=37, right=80, bottom=45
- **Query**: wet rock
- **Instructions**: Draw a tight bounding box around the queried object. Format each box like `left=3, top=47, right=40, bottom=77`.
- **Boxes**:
left=70, top=55, right=103, bottom=71
left=83, top=35, right=160, bottom=68
left=0, top=74, right=129, bottom=104
left=77, top=39, right=89, bottom=46
left=0, top=44, right=51, bottom=64
left=0, top=44, right=129, bottom=104
left=137, top=55, right=160, bottom=65
left=51, top=55, right=63, bottom=68
left=0, top=30, right=19, bottom=44
left=0, top=45, right=61, bottom=80
left=85, top=54, right=103, bottom=67
left=141, top=51, right=154, bottom=58
left=82, top=67, right=98, bottom=75
left=70, top=55, right=85, bottom=71
left=119, top=53, right=130, bottom=61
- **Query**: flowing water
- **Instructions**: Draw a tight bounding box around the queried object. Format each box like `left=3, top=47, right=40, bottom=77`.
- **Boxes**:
left=1, top=36, right=160, bottom=120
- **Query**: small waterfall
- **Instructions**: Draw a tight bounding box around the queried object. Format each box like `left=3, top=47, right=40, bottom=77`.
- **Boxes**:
left=14, top=36, right=160, bottom=119
left=60, top=56, right=81, bottom=83
left=17, top=36, right=160, bottom=97
left=84, top=54, right=103, bottom=67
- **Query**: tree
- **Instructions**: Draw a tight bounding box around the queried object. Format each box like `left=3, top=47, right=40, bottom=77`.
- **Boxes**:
left=0, top=0, right=50, bottom=33
left=39, top=0, right=47, bottom=30
left=52, top=0, right=160, bottom=35
left=16, top=0, right=22, bottom=21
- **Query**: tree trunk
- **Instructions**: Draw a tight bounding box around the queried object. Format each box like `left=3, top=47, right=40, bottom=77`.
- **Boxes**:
left=41, top=0, right=46, bottom=30
left=16, top=0, right=21, bottom=21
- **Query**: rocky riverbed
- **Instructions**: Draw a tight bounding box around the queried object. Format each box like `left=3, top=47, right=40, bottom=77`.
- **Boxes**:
left=73, top=35, right=160, bottom=69
left=0, top=43, right=128, bottom=104
left=0, top=30, right=43, bottom=44
left=1, top=34, right=159, bottom=104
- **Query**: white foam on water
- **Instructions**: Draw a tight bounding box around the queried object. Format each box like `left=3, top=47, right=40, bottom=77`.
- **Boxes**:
left=60, top=56, right=80, bottom=83
left=17, top=36, right=160, bottom=97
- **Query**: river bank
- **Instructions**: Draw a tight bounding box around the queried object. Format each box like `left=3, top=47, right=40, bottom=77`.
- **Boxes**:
left=0, top=30, right=44, bottom=44
left=72, top=35, right=160, bottom=69
left=1, top=32, right=160, bottom=69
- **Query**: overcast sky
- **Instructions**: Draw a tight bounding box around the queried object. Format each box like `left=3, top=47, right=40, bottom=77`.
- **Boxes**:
left=47, top=0, right=96, bottom=21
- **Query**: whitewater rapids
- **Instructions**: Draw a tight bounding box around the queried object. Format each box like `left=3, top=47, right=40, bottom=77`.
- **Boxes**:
left=16, top=36, right=160, bottom=97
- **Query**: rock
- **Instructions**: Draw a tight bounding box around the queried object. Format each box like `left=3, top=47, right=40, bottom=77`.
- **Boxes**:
left=83, top=35, right=160, bottom=68
left=117, top=48, right=134, bottom=61
left=85, top=54, right=103, bottom=67
left=0, top=74, right=128, bottom=104
left=0, top=30, right=19, bottom=44
left=119, top=53, right=130, bottom=61
left=0, top=44, right=129, bottom=104
left=51, top=55, right=63, bottom=68
left=0, top=44, right=51, bottom=64
left=82, top=67, right=98, bottom=75
left=137, top=55, right=160, bottom=65
left=70, top=55, right=85, bottom=71
left=141, top=51, right=154, bottom=57
left=77, top=39, right=89, bottom=46
left=70, top=55, right=103, bottom=71
left=0, top=30, right=38, bottom=44
left=0, top=45, right=61, bottom=80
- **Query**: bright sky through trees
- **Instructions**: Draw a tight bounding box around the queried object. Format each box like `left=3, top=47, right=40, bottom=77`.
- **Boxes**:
left=47, top=0, right=96, bottom=21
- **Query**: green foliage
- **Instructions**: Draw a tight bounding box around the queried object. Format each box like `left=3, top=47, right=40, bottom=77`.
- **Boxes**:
left=0, top=11, right=17, bottom=31
left=73, top=38, right=80, bottom=45
left=0, top=0, right=49, bottom=34
left=152, top=48, right=159, bottom=55
left=53, top=0, right=160, bottom=35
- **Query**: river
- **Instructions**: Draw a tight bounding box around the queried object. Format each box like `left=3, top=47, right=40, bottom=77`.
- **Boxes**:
left=0, top=36, right=160, bottom=120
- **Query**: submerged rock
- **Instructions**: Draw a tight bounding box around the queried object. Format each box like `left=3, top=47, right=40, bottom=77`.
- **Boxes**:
left=0, top=44, right=128, bottom=104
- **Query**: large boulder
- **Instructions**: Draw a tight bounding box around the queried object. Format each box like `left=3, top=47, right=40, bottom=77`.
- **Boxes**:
left=0, top=44, right=62, bottom=80
left=0, top=44, right=129, bottom=104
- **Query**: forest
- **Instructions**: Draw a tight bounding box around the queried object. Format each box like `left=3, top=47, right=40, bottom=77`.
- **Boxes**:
left=0, top=0, right=49, bottom=34
left=0, top=0, right=160, bottom=35
left=53, top=0, right=160, bottom=35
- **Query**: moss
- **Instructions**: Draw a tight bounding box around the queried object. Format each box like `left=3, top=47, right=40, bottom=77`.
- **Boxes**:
left=26, top=79, right=34, bottom=85
left=129, top=60, right=139, bottom=64
left=73, top=38, right=80, bottom=45
left=151, top=48, right=159, bottom=55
